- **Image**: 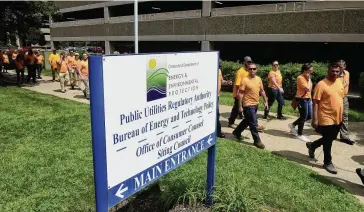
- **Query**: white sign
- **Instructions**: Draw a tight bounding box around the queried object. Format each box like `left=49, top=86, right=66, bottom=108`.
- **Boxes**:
left=91, top=52, right=219, bottom=208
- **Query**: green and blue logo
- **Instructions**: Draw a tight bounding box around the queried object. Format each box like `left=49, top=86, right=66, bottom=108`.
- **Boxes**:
left=146, top=56, right=168, bottom=102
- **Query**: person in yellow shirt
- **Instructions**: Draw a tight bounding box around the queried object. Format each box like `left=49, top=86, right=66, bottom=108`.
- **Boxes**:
left=57, top=52, right=70, bottom=93
left=67, top=49, right=77, bottom=89
left=73, top=52, right=81, bottom=87
left=228, top=56, right=251, bottom=127
left=2, top=50, right=10, bottom=73
left=48, top=49, right=60, bottom=81
left=337, top=60, right=354, bottom=145
left=216, top=59, right=225, bottom=138
left=264, top=61, right=286, bottom=120
left=77, top=52, right=89, bottom=99
left=232, top=63, right=268, bottom=149
left=35, top=51, right=44, bottom=79
left=289, top=63, right=313, bottom=142
left=306, top=62, right=344, bottom=174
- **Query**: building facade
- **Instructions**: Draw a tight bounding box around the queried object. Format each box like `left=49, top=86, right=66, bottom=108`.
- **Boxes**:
left=51, top=1, right=364, bottom=54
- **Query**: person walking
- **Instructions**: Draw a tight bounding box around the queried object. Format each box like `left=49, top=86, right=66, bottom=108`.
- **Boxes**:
left=228, top=56, right=251, bottom=128
left=289, top=63, right=313, bottom=142
left=57, top=52, right=69, bottom=93
left=48, top=49, right=60, bottom=81
left=264, top=61, right=286, bottom=120
left=77, top=52, right=89, bottom=99
left=15, top=53, right=25, bottom=86
left=73, top=52, right=81, bottom=87
left=67, top=50, right=77, bottom=89
left=306, top=62, right=344, bottom=174
left=337, top=60, right=355, bottom=145
left=25, top=50, right=36, bottom=83
left=35, top=51, right=44, bottom=79
left=217, top=59, right=225, bottom=138
left=232, top=63, right=268, bottom=149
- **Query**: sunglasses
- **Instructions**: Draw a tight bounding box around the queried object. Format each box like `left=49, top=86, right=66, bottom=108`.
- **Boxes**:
left=249, top=68, right=257, bottom=71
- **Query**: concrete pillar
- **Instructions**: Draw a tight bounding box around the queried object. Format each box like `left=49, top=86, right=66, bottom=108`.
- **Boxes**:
left=105, top=41, right=116, bottom=54
left=104, top=6, right=110, bottom=23
left=51, top=41, right=55, bottom=50
left=201, top=41, right=214, bottom=51
left=202, top=0, right=213, bottom=17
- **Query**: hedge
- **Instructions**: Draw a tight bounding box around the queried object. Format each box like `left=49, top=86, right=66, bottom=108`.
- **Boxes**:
left=221, top=60, right=328, bottom=99
left=359, top=72, right=364, bottom=100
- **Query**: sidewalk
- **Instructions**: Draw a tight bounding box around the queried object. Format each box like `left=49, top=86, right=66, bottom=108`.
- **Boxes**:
left=219, top=105, right=364, bottom=203
left=2, top=71, right=364, bottom=203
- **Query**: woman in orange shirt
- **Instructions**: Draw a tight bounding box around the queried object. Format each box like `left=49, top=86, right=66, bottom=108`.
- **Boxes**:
left=35, top=51, right=44, bottom=79
left=2, top=50, right=10, bottom=73
left=289, top=63, right=313, bottom=142
left=264, top=61, right=285, bottom=119
left=25, top=50, right=37, bottom=83
left=15, top=53, right=25, bottom=85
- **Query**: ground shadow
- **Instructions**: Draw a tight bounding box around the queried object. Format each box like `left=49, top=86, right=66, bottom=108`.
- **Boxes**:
left=264, top=129, right=295, bottom=139
left=272, top=150, right=322, bottom=169
left=73, top=95, right=87, bottom=100
left=352, top=155, right=364, bottom=166
left=53, top=89, right=63, bottom=93
left=225, top=132, right=255, bottom=147
left=310, top=173, right=364, bottom=198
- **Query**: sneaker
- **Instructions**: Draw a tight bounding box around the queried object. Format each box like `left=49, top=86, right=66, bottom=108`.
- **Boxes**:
left=277, top=115, right=287, bottom=120
left=306, top=142, right=315, bottom=158
left=257, top=124, right=265, bottom=132
left=229, top=124, right=237, bottom=129
left=254, top=140, right=265, bottom=149
left=297, top=135, right=310, bottom=142
left=323, top=163, right=337, bottom=174
left=288, top=123, right=297, bottom=135
left=232, top=130, right=242, bottom=141
left=340, top=138, right=355, bottom=145
left=356, top=168, right=364, bottom=185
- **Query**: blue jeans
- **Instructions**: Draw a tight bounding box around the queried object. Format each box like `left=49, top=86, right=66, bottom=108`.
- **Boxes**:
left=293, top=98, right=312, bottom=135
left=234, top=105, right=260, bottom=142
left=265, top=88, right=284, bottom=117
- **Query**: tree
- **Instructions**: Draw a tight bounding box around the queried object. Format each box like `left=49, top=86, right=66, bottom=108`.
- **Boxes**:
left=0, top=1, right=58, bottom=47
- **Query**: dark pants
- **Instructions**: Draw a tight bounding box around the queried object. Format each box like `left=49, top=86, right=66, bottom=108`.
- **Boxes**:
left=16, top=68, right=25, bottom=84
left=2, top=63, right=8, bottom=72
left=36, top=64, right=43, bottom=78
left=293, top=98, right=312, bottom=135
left=264, top=88, right=284, bottom=117
left=312, top=125, right=340, bottom=165
left=228, top=97, right=243, bottom=125
left=26, top=65, right=36, bottom=82
left=216, top=97, right=222, bottom=135
left=234, top=105, right=260, bottom=142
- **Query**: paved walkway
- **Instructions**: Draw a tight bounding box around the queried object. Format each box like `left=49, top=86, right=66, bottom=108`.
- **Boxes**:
left=2, top=71, right=364, bottom=203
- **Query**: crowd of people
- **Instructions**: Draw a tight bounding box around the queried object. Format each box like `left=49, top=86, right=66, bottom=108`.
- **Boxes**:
left=0, top=49, right=90, bottom=100
left=215, top=56, right=364, bottom=181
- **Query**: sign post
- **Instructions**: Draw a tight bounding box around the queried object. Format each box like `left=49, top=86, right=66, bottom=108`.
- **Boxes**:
left=134, top=0, right=138, bottom=54
left=89, top=52, right=219, bottom=211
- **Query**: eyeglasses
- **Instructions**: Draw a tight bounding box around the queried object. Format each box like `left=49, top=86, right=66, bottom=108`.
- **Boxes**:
left=249, top=68, right=257, bottom=71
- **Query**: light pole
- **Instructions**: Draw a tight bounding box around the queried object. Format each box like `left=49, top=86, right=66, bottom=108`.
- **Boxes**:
left=134, top=0, right=139, bottom=54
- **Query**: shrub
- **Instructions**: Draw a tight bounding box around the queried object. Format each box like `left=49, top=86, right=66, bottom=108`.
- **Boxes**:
left=221, top=60, right=328, bottom=99
left=359, top=72, right=364, bottom=100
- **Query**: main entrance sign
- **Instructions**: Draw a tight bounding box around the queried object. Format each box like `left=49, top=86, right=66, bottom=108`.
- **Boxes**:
left=89, top=52, right=219, bottom=211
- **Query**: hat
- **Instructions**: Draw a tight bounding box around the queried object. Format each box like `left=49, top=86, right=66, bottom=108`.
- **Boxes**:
left=244, top=56, right=252, bottom=62
left=75, top=52, right=79, bottom=56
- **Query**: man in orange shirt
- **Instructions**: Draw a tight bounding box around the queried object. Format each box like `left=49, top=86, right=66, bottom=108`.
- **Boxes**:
left=15, top=52, right=25, bottom=86
left=77, top=52, right=89, bottom=99
left=67, top=49, right=77, bottom=89
left=57, top=52, right=70, bottom=93
left=337, top=60, right=354, bottom=145
left=25, top=49, right=37, bottom=83
left=228, top=56, right=251, bottom=128
left=306, top=62, right=344, bottom=174
left=48, top=49, right=60, bottom=81
left=232, top=63, right=268, bottom=149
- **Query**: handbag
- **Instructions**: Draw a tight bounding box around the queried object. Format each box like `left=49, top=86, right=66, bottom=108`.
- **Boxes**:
left=291, top=91, right=307, bottom=110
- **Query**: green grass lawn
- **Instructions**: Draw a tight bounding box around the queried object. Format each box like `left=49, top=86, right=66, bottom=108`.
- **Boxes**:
left=219, top=91, right=364, bottom=122
left=1, top=87, right=363, bottom=212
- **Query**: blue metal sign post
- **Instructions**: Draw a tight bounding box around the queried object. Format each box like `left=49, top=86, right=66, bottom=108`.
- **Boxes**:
left=89, top=52, right=218, bottom=211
